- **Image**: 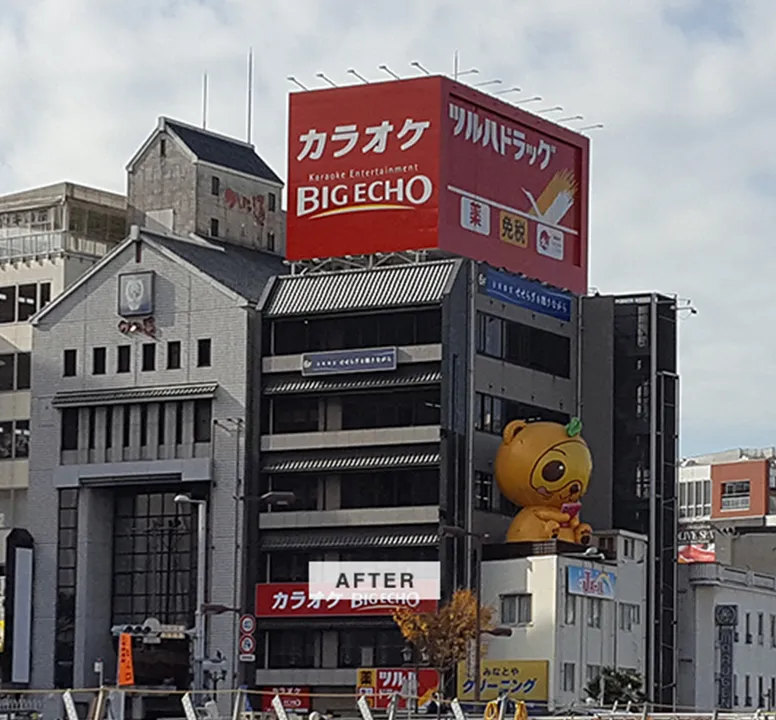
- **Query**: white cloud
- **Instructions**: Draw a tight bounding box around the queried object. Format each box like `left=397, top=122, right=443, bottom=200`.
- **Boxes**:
left=1, top=0, right=775, bottom=455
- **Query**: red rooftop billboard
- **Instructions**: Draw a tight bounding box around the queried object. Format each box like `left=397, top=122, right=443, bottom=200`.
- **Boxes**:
left=287, top=76, right=590, bottom=293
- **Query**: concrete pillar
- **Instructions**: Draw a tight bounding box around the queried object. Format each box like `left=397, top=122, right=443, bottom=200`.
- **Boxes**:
left=146, top=403, right=160, bottom=461
left=163, top=403, right=176, bottom=459
left=77, top=408, right=90, bottom=464
left=321, top=631, right=338, bottom=668
left=181, top=401, right=194, bottom=459
left=73, top=487, right=116, bottom=687
left=324, top=397, right=342, bottom=432
left=129, top=405, right=141, bottom=461
left=325, top=475, right=341, bottom=510
left=110, top=406, right=122, bottom=463
left=94, top=407, right=107, bottom=464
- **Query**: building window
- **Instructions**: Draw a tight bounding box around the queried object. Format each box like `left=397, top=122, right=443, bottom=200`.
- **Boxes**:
left=474, top=392, right=569, bottom=434
left=565, top=594, right=577, bottom=625
left=619, top=603, right=640, bottom=631
left=745, top=675, right=752, bottom=707
left=61, top=408, right=79, bottom=451
left=272, top=396, right=319, bottom=434
left=174, top=402, right=183, bottom=445
left=141, top=343, right=156, bottom=372
left=87, top=408, right=96, bottom=450
left=17, top=284, right=37, bottom=321
left=0, top=419, right=29, bottom=459
left=586, top=664, right=602, bottom=686
left=268, top=552, right=316, bottom=582
left=587, top=597, right=603, bottom=628
left=267, top=231, right=276, bottom=252
left=106, top=406, right=114, bottom=448
left=112, top=489, right=198, bottom=625
left=269, top=476, right=320, bottom=512
left=117, top=345, right=131, bottom=373
left=210, top=218, right=219, bottom=237
left=746, top=612, right=752, bottom=643
left=338, top=628, right=404, bottom=668
left=722, top=480, right=751, bottom=511
left=139, top=405, right=148, bottom=447
left=340, top=388, right=440, bottom=431
left=267, top=629, right=318, bottom=668
left=623, top=537, right=635, bottom=558
left=500, top=593, right=531, bottom=625
left=268, top=192, right=276, bottom=212
left=770, top=614, right=776, bottom=648
left=475, top=312, right=571, bottom=378
left=759, top=612, right=765, bottom=645
left=122, top=406, right=131, bottom=448
left=0, top=286, right=16, bottom=323
left=339, top=469, right=439, bottom=509
left=474, top=471, right=493, bottom=511
left=197, top=338, right=211, bottom=367
left=63, top=349, right=77, bottom=377
left=16, top=352, right=30, bottom=389
left=193, top=400, right=212, bottom=443
left=92, top=347, right=107, bottom=375
left=167, top=341, right=181, bottom=370
left=211, top=176, right=220, bottom=196
left=0, top=353, right=29, bottom=391
left=271, top=308, right=443, bottom=355
left=0, top=282, right=51, bottom=323
left=562, top=663, right=575, bottom=692
left=54, top=489, right=78, bottom=688
left=13, top=420, right=29, bottom=459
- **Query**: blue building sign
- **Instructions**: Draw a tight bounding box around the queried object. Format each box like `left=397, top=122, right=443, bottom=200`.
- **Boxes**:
left=301, top=347, right=398, bottom=377
left=478, top=267, right=572, bottom=322
left=566, top=566, right=617, bottom=601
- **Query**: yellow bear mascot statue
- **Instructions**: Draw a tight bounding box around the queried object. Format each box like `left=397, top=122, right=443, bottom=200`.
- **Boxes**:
left=495, top=417, right=593, bottom=545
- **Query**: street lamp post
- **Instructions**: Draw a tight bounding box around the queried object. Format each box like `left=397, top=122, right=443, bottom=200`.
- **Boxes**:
left=174, top=493, right=208, bottom=695
left=439, top=526, right=489, bottom=703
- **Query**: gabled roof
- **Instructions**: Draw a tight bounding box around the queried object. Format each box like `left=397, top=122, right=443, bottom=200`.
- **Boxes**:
left=32, top=227, right=287, bottom=326
left=151, top=233, right=286, bottom=304
left=260, top=259, right=462, bottom=318
left=126, top=116, right=283, bottom=185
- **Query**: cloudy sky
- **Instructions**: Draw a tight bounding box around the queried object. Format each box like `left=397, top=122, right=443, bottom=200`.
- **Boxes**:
left=0, top=0, right=772, bottom=457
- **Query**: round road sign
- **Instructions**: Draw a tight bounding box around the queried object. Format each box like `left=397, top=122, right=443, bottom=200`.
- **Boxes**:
left=239, top=614, right=256, bottom=634
left=239, top=634, right=256, bottom=654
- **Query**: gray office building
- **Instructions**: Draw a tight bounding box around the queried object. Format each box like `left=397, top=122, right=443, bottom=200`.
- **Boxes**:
left=245, top=256, right=580, bottom=706
left=581, top=293, right=679, bottom=710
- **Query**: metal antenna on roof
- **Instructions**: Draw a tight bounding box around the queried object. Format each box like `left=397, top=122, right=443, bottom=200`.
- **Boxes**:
left=202, top=73, right=208, bottom=129
left=246, top=48, right=254, bottom=144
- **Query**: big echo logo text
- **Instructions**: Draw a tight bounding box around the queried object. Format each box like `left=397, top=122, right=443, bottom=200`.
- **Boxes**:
left=296, top=174, right=434, bottom=218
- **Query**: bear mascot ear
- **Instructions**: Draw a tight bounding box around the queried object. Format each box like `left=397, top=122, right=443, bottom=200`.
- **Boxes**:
left=502, top=419, right=528, bottom=445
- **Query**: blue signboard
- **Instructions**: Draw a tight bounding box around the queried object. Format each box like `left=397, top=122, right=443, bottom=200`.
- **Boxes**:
left=479, top=267, right=572, bottom=322
left=301, top=347, right=398, bottom=377
left=567, top=565, right=616, bottom=600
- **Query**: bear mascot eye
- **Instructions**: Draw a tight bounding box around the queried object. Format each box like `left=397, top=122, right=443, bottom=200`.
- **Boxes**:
left=541, top=460, right=566, bottom=482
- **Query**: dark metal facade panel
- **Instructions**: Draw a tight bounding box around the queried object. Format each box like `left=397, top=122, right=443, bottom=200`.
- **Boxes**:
left=263, top=370, right=442, bottom=396
left=259, top=531, right=440, bottom=551
left=262, top=260, right=460, bottom=317
left=52, top=382, right=219, bottom=407
left=262, top=450, right=441, bottom=474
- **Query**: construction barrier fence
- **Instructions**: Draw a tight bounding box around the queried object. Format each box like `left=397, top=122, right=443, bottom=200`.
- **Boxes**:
left=0, top=687, right=773, bottom=720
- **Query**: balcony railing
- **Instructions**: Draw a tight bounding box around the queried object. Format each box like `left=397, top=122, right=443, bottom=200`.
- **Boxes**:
left=0, top=231, right=115, bottom=261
